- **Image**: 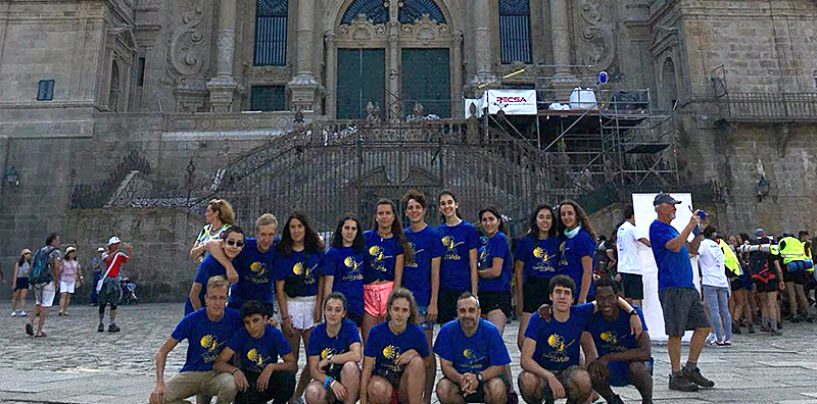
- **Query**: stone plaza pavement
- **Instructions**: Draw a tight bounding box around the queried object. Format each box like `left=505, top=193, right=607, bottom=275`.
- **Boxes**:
left=0, top=302, right=816, bottom=403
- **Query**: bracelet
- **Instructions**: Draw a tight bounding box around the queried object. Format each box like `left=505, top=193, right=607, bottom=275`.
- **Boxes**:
left=324, top=376, right=333, bottom=388
left=232, top=368, right=240, bottom=375
left=282, top=315, right=291, bottom=321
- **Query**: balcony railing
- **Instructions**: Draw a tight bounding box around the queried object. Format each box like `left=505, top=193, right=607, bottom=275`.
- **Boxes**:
left=720, top=93, right=817, bottom=122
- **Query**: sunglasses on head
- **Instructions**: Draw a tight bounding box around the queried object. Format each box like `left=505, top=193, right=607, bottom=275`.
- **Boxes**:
left=226, top=239, right=244, bottom=247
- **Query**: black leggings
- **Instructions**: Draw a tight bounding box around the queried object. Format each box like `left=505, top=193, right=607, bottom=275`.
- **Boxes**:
left=99, top=303, right=117, bottom=314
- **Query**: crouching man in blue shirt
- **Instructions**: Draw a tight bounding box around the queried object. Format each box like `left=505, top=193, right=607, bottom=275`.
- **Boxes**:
left=150, top=276, right=242, bottom=404
left=586, top=276, right=653, bottom=404
left=434, top=292, right=511, bottom=404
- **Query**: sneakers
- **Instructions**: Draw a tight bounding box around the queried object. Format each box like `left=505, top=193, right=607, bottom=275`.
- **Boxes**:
left=25, top=323, right=34, bottom=336
left=19, top=311, right=27, bottom=317
left=682, top=366, right=715, bottom=388
left=606, top=394, right=625, bottom=404
left=722, top=340, right=732, bottom=346
left=11, top=311, right=17, bottom=317
left=97, top=323, right=105, bottom=332
left=669, top=373, right=699, bottom=392
left=108, top=323, right=121, bottom=333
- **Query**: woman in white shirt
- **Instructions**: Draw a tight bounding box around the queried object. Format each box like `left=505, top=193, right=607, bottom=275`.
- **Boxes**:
left=699, top=226, right=732, bottom=346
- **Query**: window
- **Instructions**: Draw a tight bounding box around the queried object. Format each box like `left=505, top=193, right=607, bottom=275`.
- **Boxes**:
left=37, top=80, right=55, bottom=101
left=398, top=0, right=446, bottom=24
left=499, top=0, right=532, bottom=64
left=254, top=0, right=288, bottom=66
left=137, top=57, right=146, bottom=87
left=250, top=86, right=286, bottom=111
left=341, top=0, right=389, bottom=24
left=813, top=69, right=817, bottom=90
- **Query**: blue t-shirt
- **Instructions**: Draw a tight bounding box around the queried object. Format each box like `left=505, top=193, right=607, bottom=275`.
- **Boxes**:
left=587, top=308, right=647, bottom=358
left=230, top=238, right=277, bottom=307
left=307, top=320, right=361, bottom=375
left=324, top=246, right=365, bottom=317
left=364, top=230, right=404, bottom=284
left=437, top=221, right=480, bottom=291
left=171, top=308, right=242, bottom=372
left=433, top=318, right=511, bottom=374
left=364, top=322, right=430, bottom=377
left=185, top=255, right=228, bottom=315
left=558, top=229, right=596, bottom=299
left=275, top=250, right=324, bottom=297
left=404, top=226, right=445, bottom=306
left=515, top=236, right=560, bottom=280
left=524, top=303, right=595, bottom=371
left=649, top=220, right=695, bottom=290
left=478, top=232, right=513, bottom=292
left=226, top=324, right=292, bottom=373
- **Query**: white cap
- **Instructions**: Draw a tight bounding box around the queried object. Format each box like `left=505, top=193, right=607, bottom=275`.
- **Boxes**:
left=108, top=236, right=121, bottom=246
left=97, top=247, right=105, bottom=252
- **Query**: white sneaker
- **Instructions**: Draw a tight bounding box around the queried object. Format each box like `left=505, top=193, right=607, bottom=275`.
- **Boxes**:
left=19, top=311, right=27, bottom=316
left=10, top=311, right=17, bottom=317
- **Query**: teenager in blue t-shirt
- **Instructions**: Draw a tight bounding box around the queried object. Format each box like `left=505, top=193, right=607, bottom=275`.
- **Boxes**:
left=304, top=292, right=363, bottom=404
left=476, top=208, right=514, bottom=333
left=362, top=200, right=411, bottom=344
left=514, top=204, right=560, bottom=350
left=434, top=293, right=511, bottom=404
left=436, top=191, right=480, bottom=325
left=402, top=189, right=445, bottom=403
left=275, top=213, right=326, bottom=402
left=586, top=277, right=653, bottom=404
left=185, top=227, right=246, bottom=315
left=215, top=300, right=297, bottom=404
left=150, top=276, right=242, bottom=404
left=323, top=215, right=366, bottom=326
left=557, top=201, right=597, bottom=303
left=361, top=288, right=430, bottom=404
left=518, top=275, right=642, bottom=404
left=206, top=214, right=279, bottom=314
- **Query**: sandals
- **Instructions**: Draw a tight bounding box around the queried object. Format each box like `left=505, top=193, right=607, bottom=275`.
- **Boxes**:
left=34, top=331, right=47, bottom=338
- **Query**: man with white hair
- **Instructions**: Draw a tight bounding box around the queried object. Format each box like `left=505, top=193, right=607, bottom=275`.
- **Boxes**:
left=97, top=236, right=132, bottom=333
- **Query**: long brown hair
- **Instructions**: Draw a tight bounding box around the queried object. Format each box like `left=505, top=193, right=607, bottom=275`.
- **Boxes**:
left=558, top=200, right=597, bottom=240
left=385, top=287, right=419, bottom=325
left=372, top=199, right=414, bottom=265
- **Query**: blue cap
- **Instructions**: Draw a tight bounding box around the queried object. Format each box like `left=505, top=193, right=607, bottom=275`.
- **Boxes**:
left=653, top=193, right=681, bottom=206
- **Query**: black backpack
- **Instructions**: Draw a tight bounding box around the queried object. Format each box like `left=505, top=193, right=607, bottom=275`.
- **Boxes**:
left=29, top=246, right=56, bottom=284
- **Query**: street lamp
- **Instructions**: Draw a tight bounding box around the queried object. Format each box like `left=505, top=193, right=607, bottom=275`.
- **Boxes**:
left=4, top=166, right=19, bottom=187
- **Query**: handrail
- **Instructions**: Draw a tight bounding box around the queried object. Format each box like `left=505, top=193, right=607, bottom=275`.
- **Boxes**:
left=719, top=93, right=817, bottom=121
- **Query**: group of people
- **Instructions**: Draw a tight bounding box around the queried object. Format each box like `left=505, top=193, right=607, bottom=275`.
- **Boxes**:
left=152, top=191, right=734, bottom=404
left=9, top=233, right=132, bottom=337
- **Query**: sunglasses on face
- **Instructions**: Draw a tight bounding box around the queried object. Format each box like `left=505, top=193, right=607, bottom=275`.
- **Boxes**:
left=226, top=240, right=244, bottom=247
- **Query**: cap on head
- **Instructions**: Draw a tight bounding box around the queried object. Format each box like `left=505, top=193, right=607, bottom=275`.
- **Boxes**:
left=108, top=236, right=121, bottom=246
left=65, top=246, right=77, bottom=254
left=20, top=248, right=32, bottom=256
left=755, top=228, right=766, bottom=238
left=653, top=193, right=681, bottom=206
left=97, top=247, right=105, bottom=252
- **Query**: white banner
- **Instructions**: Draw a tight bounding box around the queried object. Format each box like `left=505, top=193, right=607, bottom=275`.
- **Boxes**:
left=487, top=89, right=538, bottom=115
left=464, top=93, right=486, bottom=118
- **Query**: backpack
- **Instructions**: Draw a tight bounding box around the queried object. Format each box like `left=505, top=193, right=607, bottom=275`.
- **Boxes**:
left=29, top=246, right=56, bottom=284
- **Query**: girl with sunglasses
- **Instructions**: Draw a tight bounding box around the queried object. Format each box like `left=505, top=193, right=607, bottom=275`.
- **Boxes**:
left=185, top=226, right=245, bottom=315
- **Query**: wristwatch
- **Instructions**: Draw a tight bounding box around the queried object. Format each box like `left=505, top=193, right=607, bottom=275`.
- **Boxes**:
left=628, top=309, right=638, bottom=316
left=476, top=372, right=484, bottom=383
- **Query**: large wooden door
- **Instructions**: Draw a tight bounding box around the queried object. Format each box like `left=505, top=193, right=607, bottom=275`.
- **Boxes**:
left=336, top=49, right=385, bottom=119
left=401, top=48, right=450, bottom=118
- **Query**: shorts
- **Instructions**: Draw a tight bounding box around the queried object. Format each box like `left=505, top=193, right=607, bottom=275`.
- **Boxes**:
left=236, top=369, right=296, bottom=404
left=522, top=277, right=552, bottom=313
left=32, top=282, right=56, bottom=307
left=14, top=277, right=29, bottom=291
left=755, top=278, right=780, bottom=293
left=620, top=273, right=644, bottom=300
left=658, top=287, right=711, bottom=337
left=287, top=296, right=317, bottom=330
left=417, top=306, right=435, bottom=330
left=442, top=374, right=510, bottom=403
left=540, top=366, right=582, bottom=401
left=607, top=358, right=655, bottom=387
left=98, top=278, right=121, bottom=306
left=785, top=270, right=810, bottom=285
left=438, top=289, right=465, bottom=324
left=477, top=290, right=512, bottom=318
left=60, top=281, right=76, bottom=294
left=363, top=282, right=393, bottom=318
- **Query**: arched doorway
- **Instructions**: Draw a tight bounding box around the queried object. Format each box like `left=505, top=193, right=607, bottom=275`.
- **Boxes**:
left=661, top=58, right=678, bottom=111
left=326, top=0, right=462, bottom=121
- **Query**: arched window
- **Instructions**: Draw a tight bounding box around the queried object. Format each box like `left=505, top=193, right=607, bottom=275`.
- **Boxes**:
left=341, top=0, right=388, bottom=24
left=398, top=0, right=446, bottom=24
left=499, top=0, right=531, bottom=64
left=662, top=58, right=678, bottom=110
left=255, top=0, right=288, bottom=66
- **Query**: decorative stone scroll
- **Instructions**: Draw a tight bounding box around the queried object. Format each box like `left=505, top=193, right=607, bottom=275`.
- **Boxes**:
left=336, top=14, right=388, bottom=45
left=168, top=0, right=208, bottom=80
left=400, top=14, right=450, bottom=45
left=577, top=0, right=616, bottom=72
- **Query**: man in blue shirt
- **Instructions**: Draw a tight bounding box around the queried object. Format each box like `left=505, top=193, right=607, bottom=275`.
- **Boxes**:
left=586, top=277, right=653, bottom=404
left=434, top=292, right=511, bottom=404
left=150, top=276, right=242, bottom=404
left=648, top=193, right=713, bottom=392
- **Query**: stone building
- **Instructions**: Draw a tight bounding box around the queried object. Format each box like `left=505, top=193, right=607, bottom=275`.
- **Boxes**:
left=0, top=0, right=816, bottom=299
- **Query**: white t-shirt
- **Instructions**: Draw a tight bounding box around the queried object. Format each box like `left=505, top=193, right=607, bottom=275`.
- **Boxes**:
left=699, top=238, right=729, bottom=288
left=616, top=221, right=643, bottom=275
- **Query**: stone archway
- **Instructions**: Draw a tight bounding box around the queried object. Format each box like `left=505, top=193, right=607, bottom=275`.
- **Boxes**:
left=326, top=0, right=463, bottom=121
left=661, top=57, right=678, bottom=110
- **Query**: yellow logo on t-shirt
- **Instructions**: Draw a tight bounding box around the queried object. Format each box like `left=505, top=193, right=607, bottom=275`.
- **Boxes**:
left=547, top=334, right=566, bottom=352
left=321, top=347, right=335, bottom=360
left=533, top=247, right=548, bottom=260
left=382, top=345, right=400, bottom=360
left=369, top=246, right=384, bottom=261
left=250, top=261, right=266, bottom=276
left=344, top=256, right=360, bottom=270
left=600, top=331, right=618, bottom=346
left=247, top=348, right=265, bottom=367
left=200, top=335, right=218, bottom=352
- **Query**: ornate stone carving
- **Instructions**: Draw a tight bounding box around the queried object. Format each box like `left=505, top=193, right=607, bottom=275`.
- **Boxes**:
left=577, top=0, right=616, bottom=72
left=336, top=14, right=387, bottom=45
left=400, top=14, right=449, bottom=45
left=168, top=0, right=208, bottom=80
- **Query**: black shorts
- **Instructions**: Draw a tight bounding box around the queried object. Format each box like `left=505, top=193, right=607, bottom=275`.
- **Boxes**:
left=522, top=277, right=552, bottom=313
left=347, top=310, right=364, bottom=328
left=478, top=290, right=512, bottom=318
left=658, top=287, right=710, bottom=337
left=755, top=278, right=780, bottom=293
left=439, top=289, right=465, bottom=324
left=786, top=270, right=811, bottom=285
left=620, top=273, right=644, bottom=300
left=14, top=277, right=29, bottom=291
left=442, top=375, right=510, bottom=403
left=236, top=370, right=295, bottom=404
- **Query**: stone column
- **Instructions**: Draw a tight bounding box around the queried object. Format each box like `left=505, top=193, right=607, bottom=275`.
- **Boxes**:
left=470, top=0, right=495, bottom=87
left=207, top=0, right=238, bottom=112
left=324, top=33, right=337, bottom=117
left=387, top=21, right=400, bottom=122
left=549, top=0, right=578, bottom=94
left=288, top=0, right=321, bottom=112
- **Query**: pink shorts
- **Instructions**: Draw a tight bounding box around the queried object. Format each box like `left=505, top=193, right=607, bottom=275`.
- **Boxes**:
left=363, top=281, right=394, bottom=318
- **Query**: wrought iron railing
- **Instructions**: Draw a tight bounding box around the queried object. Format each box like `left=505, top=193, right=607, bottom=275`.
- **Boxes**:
left=720, top=93, right=817, bottom=122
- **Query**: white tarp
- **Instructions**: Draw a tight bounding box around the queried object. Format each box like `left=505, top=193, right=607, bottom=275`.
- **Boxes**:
left=487, top=89, right=538, bottom=115
left=632, top=193, right=699, bottom=343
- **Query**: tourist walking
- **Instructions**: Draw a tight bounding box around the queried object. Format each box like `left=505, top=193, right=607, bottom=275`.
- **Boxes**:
left=97, top=236, right=132, bottom=333
left=699, top=226, right=732, bottom=346
left=25, top=233, right=62, bottom=338
left=11, top=248, right=32, bottom=317
left=58, top=246, right=82, bottom=316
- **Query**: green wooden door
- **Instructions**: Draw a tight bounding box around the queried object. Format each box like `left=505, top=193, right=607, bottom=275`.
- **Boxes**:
left=401, top=48, right=450, bottom=118
left=337, top=49, right=385, bottom=119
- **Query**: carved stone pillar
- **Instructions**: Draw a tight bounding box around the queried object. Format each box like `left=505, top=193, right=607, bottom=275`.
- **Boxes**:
left=451, top=31, right=464, bottom=117
left=550, top=0, right=579, bottom=94
left=207, top=0, right=237, bottom=112
left=288, top=0, right=321, bottom=112
left=470, top=0, right=495, bottom=87
left=324, top=33, right=337, bottom=118
left=387, top=21, right=400, bottom=122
